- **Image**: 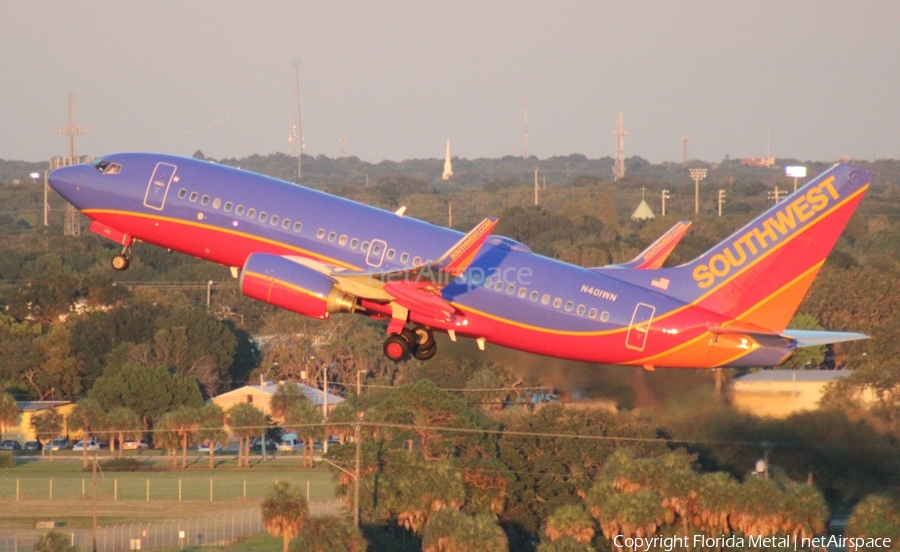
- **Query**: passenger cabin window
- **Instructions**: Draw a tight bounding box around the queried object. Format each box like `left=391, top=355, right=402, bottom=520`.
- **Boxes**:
left=518, top=288, right=527, bottom=298
left=577, top=305, right=586, bottom=315
left=247, top=208, right=256, bottom=219
left=386, top=249, right=396, bottom=260
left=224, top=202, right=233, bottom=212
left=530, top=291, right=539, bottom=301
left=293, top=222, right=302, bottom=233
left=282, top=219, right=291, bottom=229
left=270, top=215, right=279, bottom=226
left=361, top=242, right=370, bottom=252
left=371, top=243, right=382, bottom=255
left=471, top=272, right=483, bottom=285
left=212, top=198, right=221, bottom=209
left=236, top=205, right=245, bottom=216
left=259, top=213, right=267, bottom=223
left=565, top=301, right=574, bottom=312
left=201, top=195, right=210, bottom=205
left=189, top=192, right=199, bottom=202
left=400, top=253, right=409, bottom=263
left=495, top=280, right=503, bottom=291
left=350, top=238, right=359, bottom=249
left=328, top=232, right=337, bottom=243
left=413, top=256, right=422, bottom=266
left=178, top=189, right=187, bottom=199
left=339, top=235, right=348, bottom=246
left=541, top=294, right=550, bottom=305
left=588, top=308, right=598, bottom=319
left=317, top=229, right=326, bottom=239
left=600, top=312, right=610, bottom=322
left=553, top=298, right=562, bottom=309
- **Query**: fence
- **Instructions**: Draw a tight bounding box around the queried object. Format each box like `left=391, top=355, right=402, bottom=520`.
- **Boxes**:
left=0, top=501, right=343, bottom=552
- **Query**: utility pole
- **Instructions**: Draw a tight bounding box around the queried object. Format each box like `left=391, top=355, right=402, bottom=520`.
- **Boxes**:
left=661, top=190, right=670, bottom=217
left=523, top=99, right=529, bottom=158
left=681, top=136, right=690, bottom=165
left=92, top=454, right=98, bottom=552
left=448, top=202, right=452, bottom=228
left=534, top=169, right=539, bottom=206
left=717, top=189, right=726, bottom=217
left=354, top=370, right=364, bottom=527
left=613, top=112, right=626, bottom=182
left=689, top=168, right=707, bottom=214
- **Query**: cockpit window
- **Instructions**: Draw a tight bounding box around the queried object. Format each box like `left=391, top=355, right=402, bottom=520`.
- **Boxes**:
left=91, top=159, right=122, bottom=175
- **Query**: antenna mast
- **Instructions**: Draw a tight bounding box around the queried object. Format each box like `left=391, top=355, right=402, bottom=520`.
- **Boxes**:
left=612, top=112, right=626, bottom=182
left=294, top=62, right=303, bottom=181
left=523, top=99, right=529, bottom=158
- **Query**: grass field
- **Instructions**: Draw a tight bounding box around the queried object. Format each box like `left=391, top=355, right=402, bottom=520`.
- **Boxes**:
left=0, top=454, right=338, bottom=531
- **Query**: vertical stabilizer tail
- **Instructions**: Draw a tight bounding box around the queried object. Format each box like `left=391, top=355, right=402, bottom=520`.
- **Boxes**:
left=649, top=163, right=870, bottom=332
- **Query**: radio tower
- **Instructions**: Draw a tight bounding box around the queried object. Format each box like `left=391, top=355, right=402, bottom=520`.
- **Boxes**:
left=612, top=112, right=626, bottom=182
left=523, top=99, right=529, bottom=158
left=56, top=92, right=88, bottom=236
left=681, top=136, right=690, bottom=165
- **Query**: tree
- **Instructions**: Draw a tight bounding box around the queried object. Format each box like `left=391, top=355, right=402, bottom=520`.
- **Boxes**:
left=543, top=505, right=595, bottom=546
left=421, top=509, right=508, bottom=552
left=103, top=407, right=141, bottom=457
left=227, top=402, right=266, bottom=468
left=290, top=517, right=367, bottom=552
left=0, top=392, right=19, bottom=441
left=270, top=382, right=306, bottom=423
left=30, top=409, right=63, bottom=461
left=158, top=406, right=200, bottom=469
left=262, top=481, right=309, bottom=552
left=285, top=398, right=323, bottom=468
left=32, top=530, right=76, bottom=552
left=196, top=403, right=228, bottom=469
left=66, top=398, right=104, bottom=469
left=89, top=364, right=203, bottom=432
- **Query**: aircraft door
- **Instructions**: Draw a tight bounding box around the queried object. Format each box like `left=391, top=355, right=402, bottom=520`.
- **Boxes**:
left=366, top=239, right=387, bottom=268
left=626, top=303, right=656, bottom=351
left=143, top=162, right=177, bottom=211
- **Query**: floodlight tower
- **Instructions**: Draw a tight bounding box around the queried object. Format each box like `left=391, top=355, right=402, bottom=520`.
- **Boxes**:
left=717, top=189, right=726, bottom=217
left=661, top=190, right=671, bottom=216
left=785, top=165, right=807, bottom=192
left=613, top=112, right=626, bottom=182
left=690, top=168, right=707, bottom=214
left=681, top=136, right=690, bottom=165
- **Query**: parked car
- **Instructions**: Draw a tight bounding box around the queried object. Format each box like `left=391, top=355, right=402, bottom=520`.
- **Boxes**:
left=121, top=440, right=149, bottom=450
left=250, top=438, right=277, bottom=451
left=0, top=440, right=21, bottom=451
left=48, top=437, right=71, bottom=451
left=197, top=442, right=223, bottom=452
left=72, top=439, right=100, bottom=451
left=23, top=440, right=42, bottom=451
left=278, top=433, right=301, bottom=452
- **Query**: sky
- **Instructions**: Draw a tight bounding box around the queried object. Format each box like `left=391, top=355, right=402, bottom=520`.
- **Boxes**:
left=2, top=1, right=899, bottom=164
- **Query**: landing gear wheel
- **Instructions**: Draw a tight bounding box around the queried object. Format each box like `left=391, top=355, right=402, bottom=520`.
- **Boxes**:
left=412, top=327, right=435, bottom=350
left=401, top=328, right=419, bottom=353
left=111, top=254, right=130, bottom=271
left=383, top=334, right=411, bottom=362
left=413, top=342, right=437, bottom=361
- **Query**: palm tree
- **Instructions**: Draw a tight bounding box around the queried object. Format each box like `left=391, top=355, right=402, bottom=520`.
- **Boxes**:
left=30, top=409, right=63, bottom=461
left=285, top=399, right=322, bottom=468
left=196, top=403, right=228, bottom=469
left=421, top=509, right=508, bottom=552
left=544, top=504, right=595, bottom=545
left=270, top=382, right=305, bottom=423
left=291, top=517, right=367, bottom=552
left=66, top=398, right=104, bottom=469
left=261, top=481, right=309, bottom=552
left=158, top=407, right=200, bottom=468
left=103, top=407, right=141, bottom=458
left=228, top=403, right=266, bottom=468
left=0, top=392, right=19, bottom=442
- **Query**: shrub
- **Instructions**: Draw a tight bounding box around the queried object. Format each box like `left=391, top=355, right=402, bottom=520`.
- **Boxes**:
left=0, top=451, right=15, bottom=469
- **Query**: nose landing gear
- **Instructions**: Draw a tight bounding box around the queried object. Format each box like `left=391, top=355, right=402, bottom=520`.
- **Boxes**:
left=111, top=245, right=132, bottom=271
left=382, top=326, right=436, bottom=362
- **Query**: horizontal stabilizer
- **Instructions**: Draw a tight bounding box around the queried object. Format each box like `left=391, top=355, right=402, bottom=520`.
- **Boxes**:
left=611, top=220, right=692, bottom=270
left=781, top=329, right=869, bottom=347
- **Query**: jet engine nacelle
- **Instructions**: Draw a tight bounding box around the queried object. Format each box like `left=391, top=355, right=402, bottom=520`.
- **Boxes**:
left=239, top=253, right=355, bottom=319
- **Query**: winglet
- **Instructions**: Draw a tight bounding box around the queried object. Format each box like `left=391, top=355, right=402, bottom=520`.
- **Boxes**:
left=434, top=217, right=499, bottom=277
left=616, top=220, right=692, bottom=270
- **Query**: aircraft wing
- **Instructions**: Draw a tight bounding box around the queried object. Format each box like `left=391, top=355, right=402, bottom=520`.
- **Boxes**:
left=602, top=220, right=691, bottom=270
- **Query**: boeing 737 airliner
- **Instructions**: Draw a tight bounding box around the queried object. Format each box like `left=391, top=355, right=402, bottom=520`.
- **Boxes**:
left=48, top=154, right=870, bottom=368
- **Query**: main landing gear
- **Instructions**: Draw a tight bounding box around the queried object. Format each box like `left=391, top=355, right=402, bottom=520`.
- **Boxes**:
left=383, top=326, right=437, bottom=362
left=111, top=246, right=132, bottom=271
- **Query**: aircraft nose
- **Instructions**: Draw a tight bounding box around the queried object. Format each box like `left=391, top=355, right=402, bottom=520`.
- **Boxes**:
left=48, top=165, right=88, bottom=206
